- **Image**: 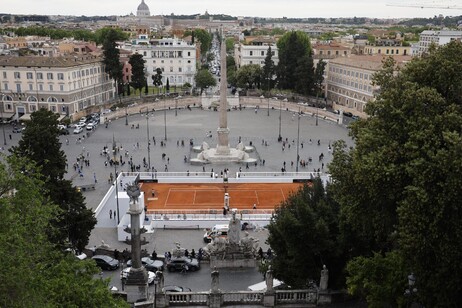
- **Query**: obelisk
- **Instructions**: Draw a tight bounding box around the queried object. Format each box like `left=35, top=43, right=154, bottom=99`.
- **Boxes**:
left=216, top=35, right=230, bottom=155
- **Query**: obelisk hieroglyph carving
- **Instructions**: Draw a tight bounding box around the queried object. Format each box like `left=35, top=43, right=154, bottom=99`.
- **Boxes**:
left=216, top=34, right=230, bottom=155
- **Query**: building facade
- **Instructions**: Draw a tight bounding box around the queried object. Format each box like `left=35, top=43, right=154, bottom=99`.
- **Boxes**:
left=418, top=30, right=462, bottom=56
left=0, top=55, right=115, bottom=121
left=123, top=38, right=197, bottom=87
left=234, top=38, right=279, bottom=69
left=326, top=55, right=411, bottom=117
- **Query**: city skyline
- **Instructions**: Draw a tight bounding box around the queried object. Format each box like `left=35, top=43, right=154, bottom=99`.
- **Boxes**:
left=2, top=0, right=462, bottom=19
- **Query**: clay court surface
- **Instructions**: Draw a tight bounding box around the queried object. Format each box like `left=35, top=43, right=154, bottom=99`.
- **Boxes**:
left=141, top=182, right=304, bottom=211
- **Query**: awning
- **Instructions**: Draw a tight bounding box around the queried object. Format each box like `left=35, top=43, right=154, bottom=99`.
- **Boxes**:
left=19, top=113, right=31, bottom=121
left=0, top=112, right=15, bottom=119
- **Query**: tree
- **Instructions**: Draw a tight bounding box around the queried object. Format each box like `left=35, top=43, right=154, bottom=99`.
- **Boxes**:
left=329, top=41, right=462, bottom=307
left=314, top=60, right=327, bottom=96
left=11, top=109, right=96, bottom=252
left=194, top=69, right=216, bottom=94
left=0, top=156, right=128, bottom=308
left=225, top=37, right=234, bottom=53
left=102, top=28, right=123, bottom=93
left=267, top=179, right=345, bottom=288
left=152, top=67, right=163, bottom=94
left=166, top=78, right=170, bottom=93
left=194, top=29, right=213, bottom=55
left=261, top=46, right=275, bottom=92
left=128, top=53, right=146, bottom=97
left=236, top=64, right=262, bottom=89
left=276, top=31, right=315, bottom=94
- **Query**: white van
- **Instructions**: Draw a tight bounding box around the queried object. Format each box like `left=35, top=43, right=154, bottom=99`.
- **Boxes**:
left=203, top=224, right=229, bottom=243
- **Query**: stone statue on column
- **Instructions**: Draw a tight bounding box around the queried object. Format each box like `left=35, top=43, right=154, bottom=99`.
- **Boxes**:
left=320, top=264, right=329, bottom=291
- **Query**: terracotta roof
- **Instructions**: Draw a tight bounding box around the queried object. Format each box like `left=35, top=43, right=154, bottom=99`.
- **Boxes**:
left=0, top=55, right=102, bottom=67
left=330, top=55, right=412, bottom=70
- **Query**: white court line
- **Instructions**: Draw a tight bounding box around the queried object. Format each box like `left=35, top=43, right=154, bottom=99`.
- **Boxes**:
left=280, top=188, right=286, bottom=201
left=254, top=190, right=259, bottom=206
left=193, top=190, right=197, bottom=205
left=165, top=188, right=171, bottom=208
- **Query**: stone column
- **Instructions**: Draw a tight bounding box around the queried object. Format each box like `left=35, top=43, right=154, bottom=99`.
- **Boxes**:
left=216, top=32, right=230, bottom=155
left=124, top=183, right=149, bottom=303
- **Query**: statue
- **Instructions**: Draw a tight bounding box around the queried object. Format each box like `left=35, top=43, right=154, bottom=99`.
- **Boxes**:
left=236, top=142, right=245, bottom=151
left=172, top=242, right=185, bottom=258
left=126, top=183, right=141, bottom=203
left=228, top=210, right=241, bottom=245
left=201, top=141, right=210, bottom=151
left=240, top=231, right=259, bottom=255
left=266, top=266, right=274, bottom=292
left=211, top=266, right=220, bottom=293
left=320, top=265, right=329, bottom=291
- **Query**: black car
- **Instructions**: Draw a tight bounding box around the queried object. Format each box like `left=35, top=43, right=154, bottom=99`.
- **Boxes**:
left=166, top=256, right=200, bottom=272
left=162, top=285, right=192, bottom=292
left=343, top=111, right=353, bottom=117
left=59, top=128, right=70, bottom=135
left=126, top=257, right=164, bottom=271
left=92, top=255, right=120, bottom=270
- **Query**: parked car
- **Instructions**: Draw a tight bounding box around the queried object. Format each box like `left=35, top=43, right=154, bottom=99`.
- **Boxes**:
left=343, top=111, right=353, bottom=117
left=126, top=257, right=164, bottom=272
left=166, top=256, right=200, bottom=272
left=120, top=267, right=156, bottom=285
left=73, top=126, right=83, bottom=134
left=12, top=126, right=23, bottom=133
left=92, top=255, right=119, bottom=270
left=162, top=285, right=192, bottom=292
left=86, top=123, right=95, bottom=131
left=59, top=128, right=70, bottom=135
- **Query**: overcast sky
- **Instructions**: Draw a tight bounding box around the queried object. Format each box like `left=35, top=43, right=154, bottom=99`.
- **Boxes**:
left=2, top=0, right=461, bottom=19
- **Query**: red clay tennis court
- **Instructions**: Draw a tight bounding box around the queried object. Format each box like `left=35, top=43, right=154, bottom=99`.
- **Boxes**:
left=141, top=182, right=305, bottom=212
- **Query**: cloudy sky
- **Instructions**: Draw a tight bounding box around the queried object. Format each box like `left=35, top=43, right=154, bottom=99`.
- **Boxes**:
left=2, top=0, right=461, bottom=18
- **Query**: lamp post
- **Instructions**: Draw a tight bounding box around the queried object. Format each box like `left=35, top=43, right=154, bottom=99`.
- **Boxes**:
left=125, top=105, right=128, bottom=126
left=163, top=101, right=167, bottom=141
left=267, top=96, right=270, bottom=116
left=296, top=107, right=301, bottom=173
left=0, top=94, right=7, bottom=146
left=315, top=93, right=319, bottom=126
left=277, top=98, right=281, bottom=141
left=153, top=274, right=160, bottom=308
left=112, top=134, right=120, bottom=224
left=140, top=107, right=151, bottom=171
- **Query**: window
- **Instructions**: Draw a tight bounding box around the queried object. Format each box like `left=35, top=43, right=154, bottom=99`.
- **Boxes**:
left=29, top=84, right=33, bottom=91
left=60, top=85, right=64, bottom=91
left=250, top=51, right=253, bottom=56
left=39, top=84, right=43, bottom=91
left=187, top=52, right=191, bottom=56
left=16, top=84, right=21, bottom=92
left=178, top=67, right=182, bottom=72
left=49, top=85, right=53, bottom=91
left=178, top=51, right=182, bottom=57
left=170, top=67, right=173, bottom=72
left=47, top=73, right=53, bottom=80
left=14, top=72, right=20, bottom=79
left=51, top=106, right=56, bottom=112
left=58, top=73, right=64, bottom=80
left=261, top=51, right=265, bottom=56
left=27, top=72, right=33, bottom=79
left=2, top=72, right=6, bottom=78
left=37, top=72, right=43, bottom=79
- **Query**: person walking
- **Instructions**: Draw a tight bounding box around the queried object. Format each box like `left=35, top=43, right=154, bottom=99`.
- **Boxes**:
left=109, top=209, right=112, bottom=219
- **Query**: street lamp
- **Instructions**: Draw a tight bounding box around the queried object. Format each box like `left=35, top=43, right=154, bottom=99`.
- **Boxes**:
left=267, top=96, right=270, bottom=117
left=315, top=93, right=319, bottom=126
left=140, top=107, right=151, bottom=171
left=163, top=101, right=167, bottom=141
left=296, top=107, right=301, bottom=173
left=112, top=134, right=120, bottom=224
left=0, top=94, right=7, bottom=146
left=125, top=105, right=128, bottom=126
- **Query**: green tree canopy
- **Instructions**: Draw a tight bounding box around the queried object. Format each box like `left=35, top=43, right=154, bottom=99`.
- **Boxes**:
left=102, top=28, right=123, bottom=85
left=194, top=29, right=213, bottom=55
left=236, top=64, right=262, bottom=89
left=329, top=41, right=462, bottom=307
left=276, top=31, right=315, bottom=94
left=261, top=46, right=275, bottom=92
left=128, top=53, right=146, bottom=96
left=0, top=156, right=128, bottom=308
left=267, top=179, right=345, bottom=288
left=194, top=69, right=216, bottom=94
left=11, top=109, right=96, bottom=252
